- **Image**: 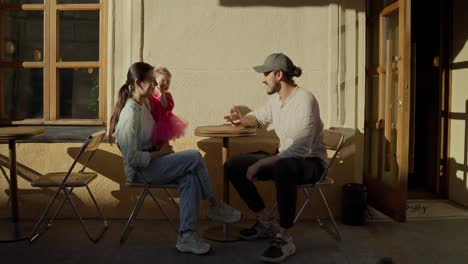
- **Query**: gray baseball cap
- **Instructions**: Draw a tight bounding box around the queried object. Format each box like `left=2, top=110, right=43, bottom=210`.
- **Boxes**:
left=253, top=53, right=295, bottom=73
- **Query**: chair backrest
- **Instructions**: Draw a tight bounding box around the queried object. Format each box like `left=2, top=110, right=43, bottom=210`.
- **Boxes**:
left=60, top=130, right=106, bottom=185
left=318, top=129, right=345, bottom=182
left=115, top=143, right=150, bottom=186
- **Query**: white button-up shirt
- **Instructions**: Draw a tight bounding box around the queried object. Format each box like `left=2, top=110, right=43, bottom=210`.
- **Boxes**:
left=249, top=87, right=328, bottom=165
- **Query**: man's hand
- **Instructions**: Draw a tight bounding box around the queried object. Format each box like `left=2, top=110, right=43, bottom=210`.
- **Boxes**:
left=246, top=156, right=281, bottom=181
left=224, top=106, right=242, bottom=127
left=246, top=162, right=261, bottom=181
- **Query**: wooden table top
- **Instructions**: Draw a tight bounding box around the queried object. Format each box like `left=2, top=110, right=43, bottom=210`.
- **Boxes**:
left=195, top=124, right=256, bottom=138
left=0, top=127, right=45, bottom=140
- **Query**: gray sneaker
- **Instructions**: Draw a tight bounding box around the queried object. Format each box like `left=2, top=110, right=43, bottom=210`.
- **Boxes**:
left=207, top=202, right=242, bottom=224
left=239, top=220, right=279, bottom=241
left=176, top=231, right=211, bottom=255
left=259, top=233, right=296, bottom=263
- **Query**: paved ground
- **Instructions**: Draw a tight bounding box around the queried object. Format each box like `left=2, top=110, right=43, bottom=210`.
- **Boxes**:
left=1, top=218, right=468, bottom=264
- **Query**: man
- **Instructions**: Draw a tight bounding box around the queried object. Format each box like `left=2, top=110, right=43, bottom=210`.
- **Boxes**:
left=224, top=53, right=328, bottom=263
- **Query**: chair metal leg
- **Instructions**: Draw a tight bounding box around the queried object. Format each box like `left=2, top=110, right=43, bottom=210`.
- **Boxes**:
left=316, top=216, right=324, bottom=227
left=120, top=190, right=148, bottom=243
left=47, top=187, right=73, bottom=229
left=147, top=190, right=178, bottom=231
left=29, top=187, right=64, bottom=242
left=86, top=185, right=109, bottom=227
left=63, top=190, right=103, bottom=243
left=318, top=187, right=341, bottom=241
left=164, top=188, right=179, bottom=210
left=293, top=188, right=313, bottom=224
left=130, top=191, right=147, bottom=227
left=84, top=185, right=109, bottom=241
left=269, top=203, right=278, bottom=220
left=0, top=165, right=10, bottom=184
left=299, top=188, right=325, bottom=227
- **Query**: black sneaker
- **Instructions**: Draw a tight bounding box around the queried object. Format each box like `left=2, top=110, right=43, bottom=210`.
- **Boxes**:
left=260, top=234, right=296, bottom=263
left=239, top=220, right=279, bottom=241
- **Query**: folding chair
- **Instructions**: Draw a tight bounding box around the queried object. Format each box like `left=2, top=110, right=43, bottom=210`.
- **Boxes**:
left=29, top=130, right=108, bottom=243
left=117, top=147, right=180, bottom=244
left=271, top=129, right=345, bottom=241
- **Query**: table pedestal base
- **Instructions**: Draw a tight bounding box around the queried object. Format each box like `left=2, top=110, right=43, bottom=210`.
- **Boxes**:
left=203, top=224, right=242, bottom=242
left=0, top=221, right=33, bottom=242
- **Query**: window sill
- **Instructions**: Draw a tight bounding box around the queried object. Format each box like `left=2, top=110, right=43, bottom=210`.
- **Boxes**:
left=12, top=119, right=104, bottom=126
left=0, top=126, right=107, bottom=143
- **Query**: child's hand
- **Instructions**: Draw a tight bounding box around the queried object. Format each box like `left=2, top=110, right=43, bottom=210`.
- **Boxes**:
left=156, top=73, right=171, bottom=93
left=158, top=83, right=169, bottom=93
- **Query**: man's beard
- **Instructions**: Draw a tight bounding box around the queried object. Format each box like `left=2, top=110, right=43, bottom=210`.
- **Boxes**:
left=266, top=84, right=279, bottom=95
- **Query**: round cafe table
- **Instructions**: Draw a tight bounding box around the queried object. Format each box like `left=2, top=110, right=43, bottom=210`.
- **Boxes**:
left=195, top=124, right=256, bottom=242
left=0, top=127, right=44, bottom=242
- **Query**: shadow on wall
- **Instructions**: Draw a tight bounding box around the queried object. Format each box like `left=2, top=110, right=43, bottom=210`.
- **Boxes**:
left=0, top=154, right=86, bottom=219
left=221, top=0, right=365, bottom=129
left=197, top=131, right=279, bottom=219
left=452, top=0, right=468, bottom=66
left=448, top=100, right=468, bottom=205
left=318, top=127, right=364, bottom=218
left=0, top=147, right=180, bottom=219
left=196, top=105, right=278, bottom=217
left=0, top=125, right=364, bottom=220
left=197, top=123, right=364, bottom=219
left=448, top=158, right=468, bottom=205
left=66, top=148, right=180, bottom=219
left=219, top=0, right=358, bottom=9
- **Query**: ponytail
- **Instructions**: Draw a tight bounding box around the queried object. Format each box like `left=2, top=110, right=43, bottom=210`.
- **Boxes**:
left=108, top=84, right=131, bottom=144
left=283, top=66, right=302, bottom=85
left=292, top=66, right=302, bottom=78
left=108, top=62, right=154, bottom=144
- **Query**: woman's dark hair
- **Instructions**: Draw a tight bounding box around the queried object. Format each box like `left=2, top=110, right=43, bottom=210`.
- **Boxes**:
left=282, top=66, right=302, bottom=85
left=108, top=62, right=154, bottom=144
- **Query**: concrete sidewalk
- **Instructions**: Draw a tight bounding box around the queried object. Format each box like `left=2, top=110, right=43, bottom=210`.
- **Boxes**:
left=1, top=218, right=468, bottom=264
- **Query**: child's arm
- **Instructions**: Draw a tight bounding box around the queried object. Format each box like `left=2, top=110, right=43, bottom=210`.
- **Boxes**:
left=160, top=92, right=168, bottom=109
left=160, top=92, right=175, bottom=112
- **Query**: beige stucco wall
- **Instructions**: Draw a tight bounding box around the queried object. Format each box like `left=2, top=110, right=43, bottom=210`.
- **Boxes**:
left=0, top=0, right=365, bottom=220
left=448, top=0, right=468, bottom=207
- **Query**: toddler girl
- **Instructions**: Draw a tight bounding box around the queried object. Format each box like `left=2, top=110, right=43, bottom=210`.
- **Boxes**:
left=148, top=67, right=188, bottom=147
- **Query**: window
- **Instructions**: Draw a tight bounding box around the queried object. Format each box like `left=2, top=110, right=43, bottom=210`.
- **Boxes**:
left=0, top=0, right=107, bottom=125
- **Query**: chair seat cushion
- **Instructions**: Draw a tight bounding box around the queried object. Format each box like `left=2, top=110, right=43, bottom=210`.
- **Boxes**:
left=31, top=172, right=97, bottom=187
left=125, top=181, right=178, bottom=189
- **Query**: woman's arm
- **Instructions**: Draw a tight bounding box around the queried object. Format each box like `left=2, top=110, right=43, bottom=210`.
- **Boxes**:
left=115, top=108, right=151, bottom=168
left=149, top=144, right=174, bottom=159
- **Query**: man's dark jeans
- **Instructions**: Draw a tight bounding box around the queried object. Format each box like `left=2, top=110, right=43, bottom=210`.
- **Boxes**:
left=225, top=151, right=325, bottom=229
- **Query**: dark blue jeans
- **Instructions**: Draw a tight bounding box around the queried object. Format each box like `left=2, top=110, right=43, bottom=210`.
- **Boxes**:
left=139, top=150, right=215, bottom=232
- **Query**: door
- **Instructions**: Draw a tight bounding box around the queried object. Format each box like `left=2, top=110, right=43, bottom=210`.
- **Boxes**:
left=410, top=0, right=449, bottom=197
left=364, top=0, right=411, bottom=222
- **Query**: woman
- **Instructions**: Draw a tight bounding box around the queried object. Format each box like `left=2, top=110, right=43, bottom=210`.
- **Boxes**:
left=109, top=62, right=240, bottom=255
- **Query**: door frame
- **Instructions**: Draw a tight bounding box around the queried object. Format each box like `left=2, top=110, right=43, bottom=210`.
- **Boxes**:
left=364, top=0, right=411, bottom=222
